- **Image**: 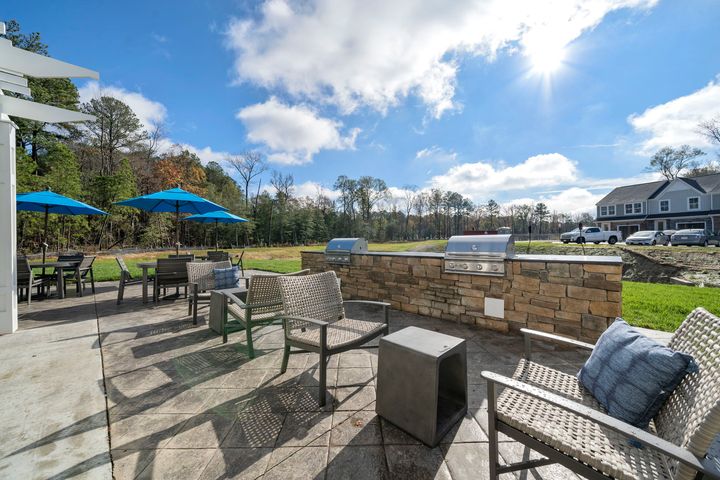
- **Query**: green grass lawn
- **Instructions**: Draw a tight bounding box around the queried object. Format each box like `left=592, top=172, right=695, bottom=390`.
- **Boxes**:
left=621, top=281, right=720, bottom=332
left=37, top=240, right=718, bottom=333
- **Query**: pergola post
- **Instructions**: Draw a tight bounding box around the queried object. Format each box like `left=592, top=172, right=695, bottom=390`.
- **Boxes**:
left=0, top=22, right=98, bottom=334
left=0, top=113, right=18, bottom=333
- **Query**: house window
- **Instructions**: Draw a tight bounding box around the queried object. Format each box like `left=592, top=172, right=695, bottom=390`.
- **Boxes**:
left=607, top=205, right=615, bottom=215
left=600, top=206, right=607, bottom=216
left=688, top=197, right=699, bottom=210
left=660, top=200, right=670, bottom=212
left=625, top=203, right=642, bottom=214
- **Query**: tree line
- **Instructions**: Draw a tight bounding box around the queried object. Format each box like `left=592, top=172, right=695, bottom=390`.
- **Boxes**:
left=18, top=19, right=718, bottom=254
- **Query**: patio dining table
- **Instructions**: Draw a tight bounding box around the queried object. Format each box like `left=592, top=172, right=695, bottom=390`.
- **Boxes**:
left=29, top=261, right=80, bottom=300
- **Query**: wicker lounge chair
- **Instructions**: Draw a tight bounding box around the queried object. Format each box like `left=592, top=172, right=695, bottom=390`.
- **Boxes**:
left=482, top=307, right=720, bottom=480
left=276, top=271, right=390, bottom=406
left=220, top=269, right=310, bottom=357
left=186, top=260, right=232, bottom=324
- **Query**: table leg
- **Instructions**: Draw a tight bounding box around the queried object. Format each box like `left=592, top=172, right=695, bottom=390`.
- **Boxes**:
left=142, top=267, right=148, bottom=304
left=57, top=267, right=65, bottom=299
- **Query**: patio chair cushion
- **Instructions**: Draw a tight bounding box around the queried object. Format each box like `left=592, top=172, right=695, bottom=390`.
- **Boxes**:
left=287, top=317, right=386, bottom=350
left=214, top=266, right=242, bottom=289
left=498, top=359, right=676, bottom=480
left=578, top=319, right=697, bottom=428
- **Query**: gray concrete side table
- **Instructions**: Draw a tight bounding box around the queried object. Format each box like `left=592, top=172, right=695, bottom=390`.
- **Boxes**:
left=376, top=326, right=467, bottom=447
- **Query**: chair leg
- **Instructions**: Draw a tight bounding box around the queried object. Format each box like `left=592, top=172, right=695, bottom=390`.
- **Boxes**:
left=192, top=298, right=198, bottom=325
left=487, top=381, right=500, bottom=480
left=246, top=323, right=255, bottom=359
left=281, top=345, right=290, bottom=373
left=319, top=353, right=327, bottom=407
left=90, top=270, right=96, bottom=294
left=27, top=286, right=31, bottom=306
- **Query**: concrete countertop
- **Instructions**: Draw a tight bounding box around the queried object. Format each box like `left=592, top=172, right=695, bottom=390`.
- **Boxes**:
left=303, top=250, right=623, bottom=265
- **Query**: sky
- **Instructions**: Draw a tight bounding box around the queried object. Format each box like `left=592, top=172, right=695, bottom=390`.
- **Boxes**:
left=5, top=0, right=720, bottom=214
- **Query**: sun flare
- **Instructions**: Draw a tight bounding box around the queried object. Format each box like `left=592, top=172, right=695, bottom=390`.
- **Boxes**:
left=530, top=44, right=566, bottom=74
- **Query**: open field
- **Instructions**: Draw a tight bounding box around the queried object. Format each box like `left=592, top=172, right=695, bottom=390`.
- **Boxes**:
left=85, top=240, right=449, bottom=281
left=37, top=239, right=719, bottom=332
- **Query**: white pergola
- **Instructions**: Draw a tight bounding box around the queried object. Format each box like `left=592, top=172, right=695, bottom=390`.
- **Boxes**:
left=0, top=22, right=98, bottom=334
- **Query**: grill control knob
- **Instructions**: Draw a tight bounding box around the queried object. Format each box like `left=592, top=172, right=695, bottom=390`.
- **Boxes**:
left=448, top=262, right=455, bottom=269
left=477, top=264, right=483, bottom=271
left=491, top=264, right=499, bottom=272
left=462, top=263, right=469, bottom=270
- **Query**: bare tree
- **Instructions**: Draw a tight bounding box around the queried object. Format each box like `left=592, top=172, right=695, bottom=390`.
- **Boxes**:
left=144, top=122, right=166, bottom=159
left=648, top=145, right=705, bottom=180
left=226, top=151, right=267, bottom=207
left=699, top=116, right=720, bottom=147
left=270, top=171, right=294, bottom=244
left=401, top=185, right=417, bottom=239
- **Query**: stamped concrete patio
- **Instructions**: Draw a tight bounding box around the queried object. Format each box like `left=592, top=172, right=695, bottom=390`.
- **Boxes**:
left=2, top=274, right=664, bottom=480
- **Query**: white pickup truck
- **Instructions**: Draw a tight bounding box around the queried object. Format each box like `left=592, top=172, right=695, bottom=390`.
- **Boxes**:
left=560, top=227, right=622, bottom=245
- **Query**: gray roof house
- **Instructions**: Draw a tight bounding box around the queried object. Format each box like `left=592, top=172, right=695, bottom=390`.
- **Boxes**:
left=595, top=173, right=720, bottom=237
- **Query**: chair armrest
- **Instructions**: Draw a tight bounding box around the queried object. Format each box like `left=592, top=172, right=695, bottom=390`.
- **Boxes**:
left=282, top=315, right=329, bottom=327
left=343, top=300, right=391, bottom=308
left=520, top=328, right=595, bottom=361
left=481, top=371, right=719, bottom=479
left=221, top=290, right=281, bottom=310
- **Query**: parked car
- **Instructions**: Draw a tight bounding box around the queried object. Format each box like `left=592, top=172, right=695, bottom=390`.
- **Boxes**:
left=560, top=227, right=622, bottom=244
left=625, top=230, right=670, bottom=246
left=670, top=229, right=720, bottom=247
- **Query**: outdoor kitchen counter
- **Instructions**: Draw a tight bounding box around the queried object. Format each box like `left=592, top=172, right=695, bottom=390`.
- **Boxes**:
left=301, top=249, right=624, bottom=342
left=301, top=250, right=623, bottom=264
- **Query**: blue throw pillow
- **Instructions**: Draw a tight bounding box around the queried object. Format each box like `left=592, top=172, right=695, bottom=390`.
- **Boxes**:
left=578, top=319, right=697, bottom=428
left=213, top=266, right=241, bottom=290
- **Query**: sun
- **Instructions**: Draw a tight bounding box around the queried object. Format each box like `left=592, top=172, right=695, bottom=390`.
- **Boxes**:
left=529, top=44, right=566, bottom=75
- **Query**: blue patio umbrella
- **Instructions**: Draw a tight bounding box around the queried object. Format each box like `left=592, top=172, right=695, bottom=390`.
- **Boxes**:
left=114, top=187, right=227, bottom=254
left=182, top=210, right=248, bottom=250
left=16, top=188, right=108, bottom=263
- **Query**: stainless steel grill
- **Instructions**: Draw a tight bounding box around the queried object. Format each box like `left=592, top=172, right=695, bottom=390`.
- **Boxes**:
left=324, top=237, right=368, bottom=265
left=444, top=234, right=514, bottom=276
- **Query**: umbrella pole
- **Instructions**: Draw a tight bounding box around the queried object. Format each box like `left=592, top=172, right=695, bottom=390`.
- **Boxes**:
left=42, top=206, right=49, bottom=274
left=215, top=220, right=219, bottom=251
left=175, top=202, right=180, bottom=256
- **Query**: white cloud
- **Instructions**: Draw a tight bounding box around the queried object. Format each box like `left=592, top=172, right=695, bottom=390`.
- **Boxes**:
left=429, top=153, right=578, bottom=196
left=629, top=76, right=720, bottom=154
left=78, top=81, right=167, bottom=130
left=237, top=97, right=360, bottom=165
left=226, top=0, right=656, bottom=118
left=294, top=181, right=340, bottom=200
left=504, top=188, right=606, bottom=215
left=179, top=144, right=229, bottom=165
left=415, top=146, right=457, bottom=163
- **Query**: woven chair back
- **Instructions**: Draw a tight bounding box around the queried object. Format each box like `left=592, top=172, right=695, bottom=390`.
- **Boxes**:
left=655, top=307, right=720, bottom=480
left=277, top=271, right=344, bottom=331
left=186, top=260, right=232, bottom=292
left=246, top=269, right=310, bottom=316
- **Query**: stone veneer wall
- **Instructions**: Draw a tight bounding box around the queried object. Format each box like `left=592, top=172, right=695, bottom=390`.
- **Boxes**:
left=301, top=251, right=623, bottom=342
